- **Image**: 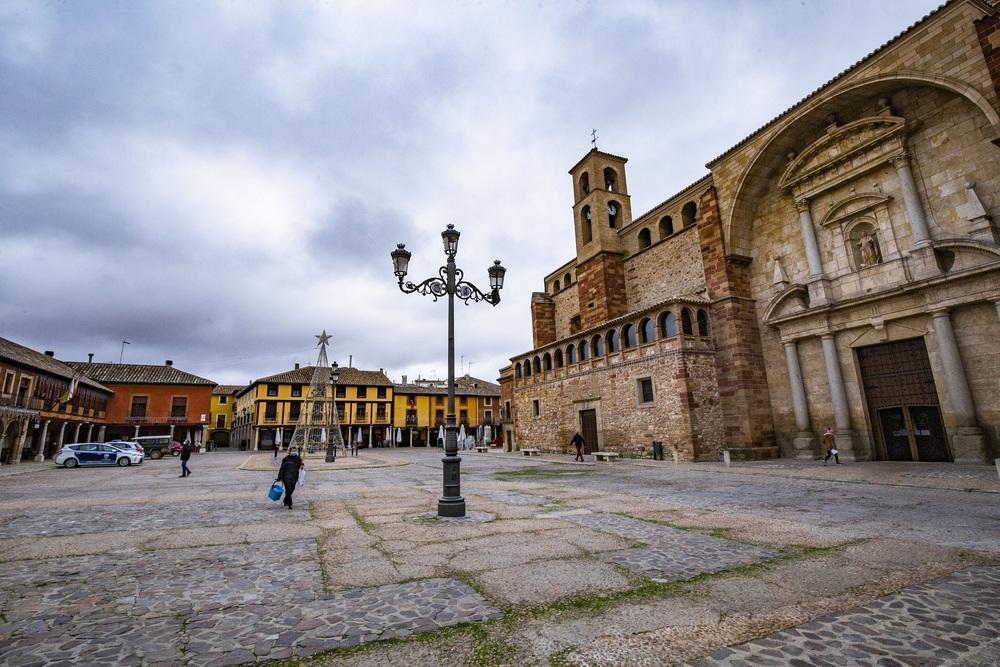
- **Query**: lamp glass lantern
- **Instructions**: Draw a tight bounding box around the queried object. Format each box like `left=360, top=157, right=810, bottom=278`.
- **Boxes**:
left=391, top=244, right=411, bottom=279
left=330, top=361, right=339, bottom=384
left=488, top=260, right=506, bottom=291
left=441, top=224, right=460, bottom=257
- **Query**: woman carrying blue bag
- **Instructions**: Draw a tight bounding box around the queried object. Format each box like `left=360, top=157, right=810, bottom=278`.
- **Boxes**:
left=275, top=447, right=304, bottom=509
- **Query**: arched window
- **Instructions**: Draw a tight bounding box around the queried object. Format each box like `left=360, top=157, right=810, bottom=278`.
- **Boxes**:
left=567, top=344, right=577, bottom=364
left=580, top=171, right=590, bottom=195
left=533, top=356, right=541, bottom=374
left=658, top=216, right=673, bottom=239
left=564, top=272, right=572, bottom=286
left=623, top=324, right=636, bottom=349
left=582, top=206, right=593, bottom=244
left=523, top=360, right=531, bottom=376
left=608, top=201, right=620, bottom=228
left=697, top=309, right=709, bottom=337
left=603, top=167, right=617, bottom=191
left=543, top=353, right=552, bottom=371
left=638, top=228, right=651, bottom=249
left=660, top=311, right=676, bottom=337
left=553, top=280, right=560, bottom=292
left=579, top=339, right=590, bottom=361
left=682, top=201, right=697, bottom=228
left=640, top=318, right=654, bottom=343
left=681, top=308, right=693, bottom=335
left=607, top=329, right=619, bottom=353
left=554, top=348, right=564, bottom=367
left=515, top=363, right=522, bottom=378
left=592, top=334, right=604, bottom=356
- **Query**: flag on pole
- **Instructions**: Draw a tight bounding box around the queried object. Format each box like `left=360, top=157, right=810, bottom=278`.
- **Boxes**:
left=58, top=373, right=81, bottom=403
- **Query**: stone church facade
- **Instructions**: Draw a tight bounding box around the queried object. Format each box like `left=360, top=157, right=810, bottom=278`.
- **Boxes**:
left=500, top=0, right=1000, bottom=464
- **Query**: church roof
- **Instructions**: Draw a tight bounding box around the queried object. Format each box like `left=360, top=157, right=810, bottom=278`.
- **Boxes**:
left=568, top=148, right=629, bottom=174
left=66, top=362, right=216, bottom=386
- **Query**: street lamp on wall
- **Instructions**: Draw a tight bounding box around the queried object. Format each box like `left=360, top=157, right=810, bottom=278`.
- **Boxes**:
left=390, top=226, right=506, bottom=517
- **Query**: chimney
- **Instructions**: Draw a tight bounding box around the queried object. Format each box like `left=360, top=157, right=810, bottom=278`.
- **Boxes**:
left=45, top=351, right=54, bottom=357
left=87, top=353, right=94, bottom=363
left=294, top=363, right=299, bottom=370
left=165, top=360, right=173, bottom=366
left=402, top=375, right=407, bottom=385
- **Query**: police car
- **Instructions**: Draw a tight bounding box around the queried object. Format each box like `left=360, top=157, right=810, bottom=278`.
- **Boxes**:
left=55, top=443, right=143, bottom=468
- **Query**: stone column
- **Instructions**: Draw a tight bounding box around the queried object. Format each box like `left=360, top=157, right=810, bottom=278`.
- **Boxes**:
left=98, top=425, right=106, bottom=442
left=36, top=420, right=50, bottom=461
left=795, top=198, right=824, bottom=276
left=134, top=424, right=140, bottom=438
left=821, top=334, right=857, bottom=459
left=253, top=428, right=260, bottom=450
left=56, top=422, right=67, bottom=450
left=84, top=424, right=93, bottom=443
left=994, top=299, right=1000, bottom=324
left=891, top=151, right=931, bottom=246
left=11, top=421, right=29, bottom=465
left=169, top=424, right=176, bottom=439
left=930, top=309, right=986, bottom=463
left=784, top=340, right=818, bottom=458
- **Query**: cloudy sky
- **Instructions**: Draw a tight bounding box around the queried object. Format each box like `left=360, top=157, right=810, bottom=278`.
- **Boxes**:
left=0, top=0, right=939, bottom=386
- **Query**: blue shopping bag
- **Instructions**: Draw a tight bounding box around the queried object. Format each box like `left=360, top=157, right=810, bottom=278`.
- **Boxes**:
left=268, top=483, right=284, bottom=501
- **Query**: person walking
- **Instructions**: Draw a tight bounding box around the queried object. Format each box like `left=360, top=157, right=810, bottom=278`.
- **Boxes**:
left=179, top=440, right=192, bottom=477
left=570, top=431, right=585, bottom=462
left=823, top=428, right=841, bottom=466
left=276, top=447, right=304, bottom=509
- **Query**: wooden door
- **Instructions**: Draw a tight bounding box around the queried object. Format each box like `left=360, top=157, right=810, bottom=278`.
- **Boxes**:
left=857, top=338, right=951, bottom=462
left=579, top=409, right=598, bottom=454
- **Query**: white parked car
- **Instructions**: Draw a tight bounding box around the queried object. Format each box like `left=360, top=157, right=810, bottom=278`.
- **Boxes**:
left=56, top=443, right=143, bottom=468
left=106, top=440, right=144, bottom=456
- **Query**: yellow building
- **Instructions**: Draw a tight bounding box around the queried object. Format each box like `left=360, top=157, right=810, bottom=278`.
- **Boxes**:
left=231, top=364, right=393, bottom=450
left=206, top=385, right=242, bottom=449
left=393, top=375, right=501, bottom=447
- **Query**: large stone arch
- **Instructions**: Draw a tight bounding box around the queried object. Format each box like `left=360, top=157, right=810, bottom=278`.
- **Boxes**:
left=722, top=72, right=1000, bottom=258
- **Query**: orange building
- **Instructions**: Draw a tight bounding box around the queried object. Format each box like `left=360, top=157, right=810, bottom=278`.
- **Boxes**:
left=66, top=361, right=216, bottom=445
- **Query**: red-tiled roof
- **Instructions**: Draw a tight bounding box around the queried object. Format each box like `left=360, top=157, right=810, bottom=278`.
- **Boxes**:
left=212, top=385, right=245, bottom=395
left=65, top=362, right=216, bottom=386
left=0, top=337, right=110, bottom=392
left=249, top=366, right=394, bottom=391
left=395, top=375, right=501, bottom=397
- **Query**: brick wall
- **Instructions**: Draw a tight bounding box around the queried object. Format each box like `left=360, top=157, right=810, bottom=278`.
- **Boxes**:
left=576, top=251, right=627, bottom=331
left=530, top=293, right=557, bottom=348
left=975, top=11, right=1000, bottom=110
left=696, top=186, right=776, bottom=453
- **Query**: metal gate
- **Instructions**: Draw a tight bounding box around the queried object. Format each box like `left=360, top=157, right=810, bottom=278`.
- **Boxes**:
left=856, top=338, right=951, bottom=462
left=579, top=409, right=598, bottom=454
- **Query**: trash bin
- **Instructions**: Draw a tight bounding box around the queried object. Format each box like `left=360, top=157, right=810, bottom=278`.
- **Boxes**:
left=652, top=441, right=663, bottom=461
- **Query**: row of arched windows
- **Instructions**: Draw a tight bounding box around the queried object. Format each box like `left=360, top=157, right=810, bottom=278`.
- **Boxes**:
left=515, top=307, right=710, bottom=378
left=636, top=201, right=698, bottom=251
left=552, top=271, right=573, bottom=293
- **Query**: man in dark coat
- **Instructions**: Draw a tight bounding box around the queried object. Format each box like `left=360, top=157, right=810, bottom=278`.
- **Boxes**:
left=570, top=431, right=585, bottom=462
left=276, top=448, right=304, bottom=509
left=179, top=440, right=192, bottom=477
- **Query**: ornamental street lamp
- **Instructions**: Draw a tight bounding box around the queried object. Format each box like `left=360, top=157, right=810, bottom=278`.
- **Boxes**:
left=326, top=361, right=340, bottom=462
left=391, top=225, right=506, bottom=517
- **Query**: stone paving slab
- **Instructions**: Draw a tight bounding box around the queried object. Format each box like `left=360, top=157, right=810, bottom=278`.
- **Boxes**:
left=467, top=488, right=551, bottom=505
left=560, top=512, right=783, bottom=582
left=0, top=493, right=357, bottom=538
left=685, top=561, right=1000, bottom=666
left=0, top=539, right=500, bottom=667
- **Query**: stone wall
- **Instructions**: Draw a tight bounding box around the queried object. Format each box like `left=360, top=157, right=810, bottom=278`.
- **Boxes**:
left=552, top=283, right=579, bottom=341
left=511, top=343, right=723, bottom=460
left=622, top=224, right=705, bottom=311
left=576, top=251, right=627, bottom=331
left=530, top=293, right=556, bottom=348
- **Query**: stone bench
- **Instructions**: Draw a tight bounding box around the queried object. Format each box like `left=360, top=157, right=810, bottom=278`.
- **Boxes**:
left=474, top=446, right=489, bottom=453
left=521, top=449, right=540, bottom=456
left=593, top=451, right=619, bottom=462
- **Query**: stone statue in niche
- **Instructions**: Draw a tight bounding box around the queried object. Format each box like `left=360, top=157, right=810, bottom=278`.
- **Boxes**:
left=857, top=229, right=881, bottom=267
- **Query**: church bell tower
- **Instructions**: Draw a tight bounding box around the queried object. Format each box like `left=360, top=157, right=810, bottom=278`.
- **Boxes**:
left=569, top=150, right=631, bottom=330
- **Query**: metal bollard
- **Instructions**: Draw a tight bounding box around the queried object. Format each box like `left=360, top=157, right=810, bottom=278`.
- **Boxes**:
left=672, top=449, right=679, bottom=464
left=723, top=450, right=731, bottom=467
left=995, top=459, right=1000, bottom=482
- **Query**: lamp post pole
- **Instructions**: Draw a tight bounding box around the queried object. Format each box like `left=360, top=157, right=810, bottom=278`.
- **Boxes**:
left=391, top=225, right=506, bottom=518
left=326, top=362, right=340, bottom=463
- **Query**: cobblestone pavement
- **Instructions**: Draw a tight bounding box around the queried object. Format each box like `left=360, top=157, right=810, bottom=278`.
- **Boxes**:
left=0, top=540, right=500, bottom=666
left=0, top=493, right=359, bottom=538
left=560, top=512, right=784, bottom=581
left=686, top=561, right=1000, bottom=667
left=468, top=488, right=551, bottom=505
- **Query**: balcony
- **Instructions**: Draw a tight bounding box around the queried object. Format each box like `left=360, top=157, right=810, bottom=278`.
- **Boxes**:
left=0, top=394, right=43, bottom=411
left=405, top=416, right=418, bottom=426
left=480, top=418, right=494, bottom=426
left=168, top=415, right=188, bottom=422
left=434, top=417, right=445, bottom=427
left=263, top=416, right=278, bottom=423
left=126, top=414, right=147, bottom=422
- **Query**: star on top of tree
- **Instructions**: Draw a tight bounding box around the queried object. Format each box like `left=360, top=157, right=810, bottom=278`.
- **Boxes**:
left=316, top=330, right=332, bottom=347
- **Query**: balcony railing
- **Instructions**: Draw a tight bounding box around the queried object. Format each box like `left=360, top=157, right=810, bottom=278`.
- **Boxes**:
left=405, top=416, right=418, bottom=425
left=168, top=415, right=187, bottom=422
left=434, top=418, right=445, bottom=427
left=263, top=416, right=278, bottom=423
left=0, top=394, right=43, bottom=411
